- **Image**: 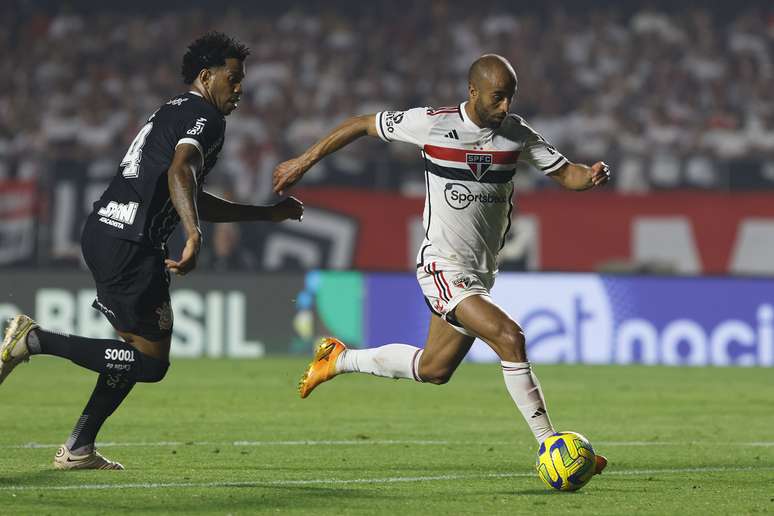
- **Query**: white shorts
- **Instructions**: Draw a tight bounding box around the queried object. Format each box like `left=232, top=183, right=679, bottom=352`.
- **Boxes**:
left=416, top=260, right=495, bottom=336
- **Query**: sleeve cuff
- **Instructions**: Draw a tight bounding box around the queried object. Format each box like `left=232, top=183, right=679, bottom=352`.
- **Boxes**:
left=375, top=112, right=391, bottom=142
left=541, top=156, right=568, bottom=174
left=176, top=137, right=204, bottom=165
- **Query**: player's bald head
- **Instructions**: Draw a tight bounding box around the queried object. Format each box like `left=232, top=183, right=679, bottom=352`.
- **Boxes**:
left=466, top=54, right=517, bottom=128
left=468, top=54, right=517, bottom=92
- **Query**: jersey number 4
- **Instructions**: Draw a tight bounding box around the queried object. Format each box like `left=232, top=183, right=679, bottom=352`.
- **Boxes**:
left=120, top=122, right=153, bottom=178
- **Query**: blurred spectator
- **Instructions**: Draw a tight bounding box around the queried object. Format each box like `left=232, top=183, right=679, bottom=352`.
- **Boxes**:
left=1, top=2, right=772, bottom=196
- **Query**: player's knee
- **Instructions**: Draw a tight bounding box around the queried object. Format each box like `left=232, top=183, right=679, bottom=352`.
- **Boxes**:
left=136, top=353, right=170, bottom=383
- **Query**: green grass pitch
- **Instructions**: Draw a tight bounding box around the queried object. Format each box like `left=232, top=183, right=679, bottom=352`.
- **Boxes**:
left=1, top=357, right=772, bottom=515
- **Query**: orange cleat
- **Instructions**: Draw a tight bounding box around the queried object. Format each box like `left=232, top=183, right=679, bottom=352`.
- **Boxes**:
left=594, top=454, right=608, bottom=475
left=298, top=337, right=347, bottom=399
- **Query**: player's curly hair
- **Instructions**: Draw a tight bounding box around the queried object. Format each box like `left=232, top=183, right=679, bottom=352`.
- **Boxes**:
left=181, top=31, right=250, bottom=85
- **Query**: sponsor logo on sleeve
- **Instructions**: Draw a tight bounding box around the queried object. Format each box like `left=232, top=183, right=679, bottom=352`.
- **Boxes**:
left=383, top=111, right=404, bottom=134
left=186, top=117, right=207, bottom=136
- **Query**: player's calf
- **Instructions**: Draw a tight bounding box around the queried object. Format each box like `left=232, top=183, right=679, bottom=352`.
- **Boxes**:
left=417, top=360, right=455, bottom=385
left=26, top=327, right=170, bottom=383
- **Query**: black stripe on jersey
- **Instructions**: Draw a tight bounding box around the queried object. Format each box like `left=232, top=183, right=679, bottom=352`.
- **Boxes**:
left=423, top=169, right=431, bottom=239
left=425, top=159, right=515, bottom=184
left=499, top=183, right=515, bottom=251
left=540, top=156, right=565, bottom=171
left=416, top=243, right=432, bottom=268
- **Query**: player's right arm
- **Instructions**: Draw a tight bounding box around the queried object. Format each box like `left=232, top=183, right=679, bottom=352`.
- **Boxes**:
left=272, top=107, right=431, bottom=195
left=164, top=142, right=203, bottom=276
left=272, top=114, right=378, bottom=195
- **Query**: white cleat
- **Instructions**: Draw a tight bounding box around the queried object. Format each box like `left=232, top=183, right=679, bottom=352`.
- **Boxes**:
left=0, top=314, right=38, bottom=385
left=53, top=445, right=125, bottom=470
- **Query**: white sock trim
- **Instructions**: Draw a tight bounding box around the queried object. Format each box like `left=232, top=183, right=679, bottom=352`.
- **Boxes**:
left=500, top=360, right=530, bottom=374
left=411, top=349, right=424, bottom=382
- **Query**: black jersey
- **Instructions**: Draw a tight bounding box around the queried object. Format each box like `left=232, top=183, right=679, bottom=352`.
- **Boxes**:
left=88, top=91, right=225, bottom=248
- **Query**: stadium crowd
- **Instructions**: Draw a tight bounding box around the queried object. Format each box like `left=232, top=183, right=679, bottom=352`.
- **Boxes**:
left=1, top=3, right=773, bottom=203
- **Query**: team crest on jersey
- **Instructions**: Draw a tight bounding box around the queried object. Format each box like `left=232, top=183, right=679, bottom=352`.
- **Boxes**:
left=156, top=302, right=173, bottom=331
left=452, top=273, right=472, bottom=290
left=466, top=153, right=493, bottom=180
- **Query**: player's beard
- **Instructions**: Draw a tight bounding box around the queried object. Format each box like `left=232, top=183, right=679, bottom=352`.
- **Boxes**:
left=475, top=101, right=503, bottom=129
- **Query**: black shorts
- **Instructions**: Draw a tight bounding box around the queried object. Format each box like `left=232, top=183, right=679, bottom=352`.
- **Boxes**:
left=81, top=217, right=173, bottom=341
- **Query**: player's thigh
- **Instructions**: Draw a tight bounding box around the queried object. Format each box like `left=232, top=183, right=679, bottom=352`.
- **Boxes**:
left=419, top=314, right=476, bottom=379
left=118, top=331, right=171, bottom=361
left=453, top=294, right=526, bottom=361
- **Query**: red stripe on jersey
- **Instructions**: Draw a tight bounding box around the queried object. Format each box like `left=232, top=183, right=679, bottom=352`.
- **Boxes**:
left=424, top=144, right=520, bottom=165
left=427, top=107, right=460, bottom=116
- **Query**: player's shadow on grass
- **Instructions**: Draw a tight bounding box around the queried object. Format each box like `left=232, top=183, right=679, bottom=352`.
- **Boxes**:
left=507, top=488, right=584, bottom=495
left=0, top=470, right=65, bottom=486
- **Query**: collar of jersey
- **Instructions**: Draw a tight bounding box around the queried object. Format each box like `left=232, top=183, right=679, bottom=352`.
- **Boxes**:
left=460, top=101, right=493, bottom=134
left=188, top=90, right=203, bottom=98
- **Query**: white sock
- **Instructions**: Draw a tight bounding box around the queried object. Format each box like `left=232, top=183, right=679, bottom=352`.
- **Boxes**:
left=501, top=361, right=555, bottom=444
left=336, top=344, right=424, bottom=382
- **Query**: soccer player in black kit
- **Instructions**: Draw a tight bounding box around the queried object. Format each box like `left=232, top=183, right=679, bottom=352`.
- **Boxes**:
left=0, top=32, right=303, bottom=470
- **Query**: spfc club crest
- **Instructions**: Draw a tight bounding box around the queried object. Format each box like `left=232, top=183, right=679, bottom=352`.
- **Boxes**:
left=466, top=153, right=493, bottom=180
left=452, top=274, right=472, bottom=289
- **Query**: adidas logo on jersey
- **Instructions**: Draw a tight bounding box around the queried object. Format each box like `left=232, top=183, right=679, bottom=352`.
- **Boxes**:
left=444, top=129, right=460, bottom=140
left=97, top=201, right=139, bottom=229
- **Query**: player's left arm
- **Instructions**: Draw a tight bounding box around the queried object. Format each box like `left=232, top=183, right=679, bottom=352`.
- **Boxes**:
left=197, top=191, right=304, bottom=223
left=548, top=161, right=611, bottom=191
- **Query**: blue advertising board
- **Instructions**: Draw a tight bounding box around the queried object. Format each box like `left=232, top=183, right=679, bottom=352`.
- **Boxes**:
left=362, top=273, right=774, bottom=367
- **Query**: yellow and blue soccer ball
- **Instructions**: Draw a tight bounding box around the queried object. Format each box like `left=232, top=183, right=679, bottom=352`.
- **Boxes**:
left=536, top=431, right=596, bottom=491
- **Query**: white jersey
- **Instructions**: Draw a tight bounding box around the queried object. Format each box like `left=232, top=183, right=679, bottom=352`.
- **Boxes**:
left=375, top=102, right=567, bottom=274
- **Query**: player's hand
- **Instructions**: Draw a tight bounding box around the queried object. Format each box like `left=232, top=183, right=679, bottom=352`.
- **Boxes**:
left=272, top=156, right=310, bottom=196
left=270, top=196, right=304, bottom=222
left=164, top=233, right=201, bottom=276
left=590, top=161, right=611, bottom=187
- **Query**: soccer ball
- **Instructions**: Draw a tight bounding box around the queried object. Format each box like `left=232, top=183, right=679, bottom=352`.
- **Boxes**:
left=536, top=431, right=596, bottom=491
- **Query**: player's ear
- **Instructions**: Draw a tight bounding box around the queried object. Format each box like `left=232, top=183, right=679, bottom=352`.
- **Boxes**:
left=468, top=81, right=477, bottom=100
left=198, top=68, right=213, bottom=88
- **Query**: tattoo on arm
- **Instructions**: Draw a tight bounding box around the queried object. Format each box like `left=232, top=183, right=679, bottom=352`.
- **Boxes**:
left=168, top=144, right=201, bottom=238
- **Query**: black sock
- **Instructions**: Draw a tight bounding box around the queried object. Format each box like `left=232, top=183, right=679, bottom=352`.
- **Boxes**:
left=28, top=328, right=170, bottom=383
left=66, top=372, right=135, bottom=453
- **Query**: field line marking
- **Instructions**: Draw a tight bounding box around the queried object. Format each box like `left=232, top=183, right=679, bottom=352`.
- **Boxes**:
left=3, top=439, right=774, bottom=450
left=1, top=466, right=773, bottom=492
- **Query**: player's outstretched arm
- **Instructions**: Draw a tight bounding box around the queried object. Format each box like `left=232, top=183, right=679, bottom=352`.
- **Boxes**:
left=272, top=114, right=379, bottom=195
left=548, top=161, right=611, bottom=191
left=198, top=191, right=303, bottom=223
left=165, top=143, right=203, bottom=276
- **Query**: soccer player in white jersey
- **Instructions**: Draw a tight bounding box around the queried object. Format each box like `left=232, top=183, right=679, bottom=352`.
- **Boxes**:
left=273, top=54, right=610, bottom=473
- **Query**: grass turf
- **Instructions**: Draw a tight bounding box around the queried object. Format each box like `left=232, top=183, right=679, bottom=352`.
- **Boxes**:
left=0, top=357, right=772, bottom=515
